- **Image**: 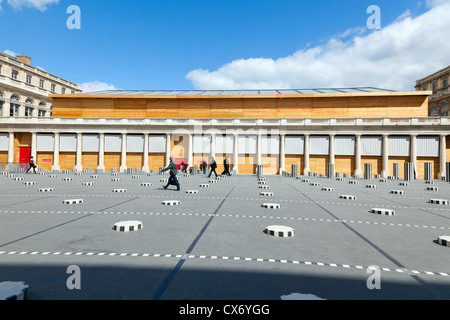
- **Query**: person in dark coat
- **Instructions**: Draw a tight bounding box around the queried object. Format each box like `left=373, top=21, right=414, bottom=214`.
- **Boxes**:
left=161, top=156, right=180, bottom=191
left=222, top=157, right=231, bottom=176
left=208, top=157, right=218, bottom=178
left=26, top=156, right=37, bottom=174
left=202, top=160, right=207, bottom=174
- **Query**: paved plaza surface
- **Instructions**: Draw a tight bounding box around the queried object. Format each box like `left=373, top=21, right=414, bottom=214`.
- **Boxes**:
left=0, top=170, right=450, bottom=300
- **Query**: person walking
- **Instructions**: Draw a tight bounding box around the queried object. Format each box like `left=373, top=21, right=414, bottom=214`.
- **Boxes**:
left=202, top=160, right=207, bottom=174
left=26, top=156, right=37, bottom=174
left=223, top=157, right=231, bottom=176
left=161, top=156, right=180, bottom=191
left=208, top=157, right=218, bottom=178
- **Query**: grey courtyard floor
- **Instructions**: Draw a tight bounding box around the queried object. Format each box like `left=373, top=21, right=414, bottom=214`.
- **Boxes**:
left=0, top=170, right=450, bottom=300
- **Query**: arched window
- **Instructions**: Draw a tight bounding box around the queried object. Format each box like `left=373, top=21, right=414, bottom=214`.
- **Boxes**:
left=441, top=102, right=448, bottom=117
left=10, top=95, right=20, bottom=117
left=430, top=105, right=438, bottom=117
left=38, top=102, right=46, bottom=117
left=25, top=99, right=34, bottom=117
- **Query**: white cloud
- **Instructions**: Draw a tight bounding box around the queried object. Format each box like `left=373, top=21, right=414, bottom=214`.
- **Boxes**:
left=186, top=1, right=450, bottom=91
left=6, top=0, right=59, bottom=11
left=81, top=81, right=117, bottom=93
left=3, top=49, right=17, bottom=57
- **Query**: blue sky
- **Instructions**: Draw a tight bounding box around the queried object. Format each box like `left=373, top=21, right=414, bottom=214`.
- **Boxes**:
left=1, top=0, right=447, bottom=92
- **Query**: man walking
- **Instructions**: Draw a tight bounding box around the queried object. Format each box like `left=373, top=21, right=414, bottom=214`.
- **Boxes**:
left=208, top=157, right=218, bottom=178
left=26, top=156, right=37, bottom=174
left=223, top=157, right=231, bottom=176
left=161, top=156, right=180, bottom=191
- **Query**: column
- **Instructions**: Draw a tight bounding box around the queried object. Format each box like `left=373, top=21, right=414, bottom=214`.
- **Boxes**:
left=303, top=134, right=310, bottom=176
left=142, top=133, right=149, bottom=173
left=210, top=134, right=216, bottom=160
left=165, top=133, right=171, bottom=166
left=381, top=134, right=389, bottom=178
left=233, top=133, right=239, bottom=174
left=279, top=134, right=285, bottom=175
left=187, top=133, right=193, bottom=169
left=75, top=132, right=83, bottom=172
left=31, top=132, right=37, bottom=160
left=410, top=134, right=417, bottom=179
left=119, top=133, right=127, bottom=172
left=257, top=133, right=262, bottom=166
left=354, top=134, right=362, bottom=178
left=329, top=134, right=335, bottom=165
left=439, top=134, right=446, bottom=180
left=6, top=132, right=14, bottom=171
left=52, top=132, right=60, bottom=171
left=97, top=133, right=105, bottom=172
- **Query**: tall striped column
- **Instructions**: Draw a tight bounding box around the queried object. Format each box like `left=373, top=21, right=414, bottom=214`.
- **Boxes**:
left=410, top=134, right=417, bottom=179
left=354, top=134, right=362, bottom=178
left=279, top=134, right=286, bottom=175
left=439, top=134, right=446, bottom=180
left=381, top=134, right=389, bottom=178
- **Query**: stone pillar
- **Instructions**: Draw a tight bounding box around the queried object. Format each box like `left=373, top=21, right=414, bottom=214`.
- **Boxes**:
left=354, top=134, right=362, bottom=178
left=6, top=132, right=14, bottom=171
left=257, top=133, right=262, bottom=166
left=279, top=134, right=285, bottom=175
left=97, top=133, right=105, bottom=172
left=233, top=133, right=239, bottom=174
left=329, top=134, right=335, bottom=166
left=210, top=134, right=216, bottom=160
left=75, top=132, right=83, bottom=172
left=119, top=133, right=127, bottom=172
left=31, top=132, right=37, bottom=160
left=165, top=133, right=171, bottom=167
left=142, top=133, right=149, bottom=173
left=303, top=134, right=310, bottom=176
left=188, top=133, right=193, bottom=169
left=381, top=134, right=389, bottom=178
left=410, top=134, right=417, bottom=179
left=52, top=132, right=60, bottom=171
left=439, top=134, right=446, bottom=180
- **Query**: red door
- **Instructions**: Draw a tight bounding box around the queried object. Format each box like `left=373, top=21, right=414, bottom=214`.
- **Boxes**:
left=19, top=147, right=31, bottom=163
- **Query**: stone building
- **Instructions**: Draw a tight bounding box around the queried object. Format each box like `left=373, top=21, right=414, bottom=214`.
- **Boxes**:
left=2, top=87, right=449, bottom=180
left=416, top=65, right=450, bottom=117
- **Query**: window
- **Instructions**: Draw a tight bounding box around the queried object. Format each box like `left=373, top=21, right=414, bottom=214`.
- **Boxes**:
left=444, top=78, right=449, bottom=88
left=423, top=85, right=428, bottom=91
left=38, top=102, right=46, bottom=117
left=0, top=65, right=2, bottom=74
left=432, top=83, right=437, bottom=92
left=39, top=79, right=44, bottom=88
left=51, top=84, right=56, bottom=92
left=441, top=102, right=448, bottom=117
left=61, top=88, right=66, bottom=94
left=25, top=99, right=34, bottom=117
left=26, top=75, right=32, bottom=84
left=10, top=95, right=20, bottom=117
left=11, top=70, right=18, bottom=80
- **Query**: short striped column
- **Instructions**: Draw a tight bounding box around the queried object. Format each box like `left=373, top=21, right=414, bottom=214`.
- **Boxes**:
left=364, top=163, right=372, bottom=180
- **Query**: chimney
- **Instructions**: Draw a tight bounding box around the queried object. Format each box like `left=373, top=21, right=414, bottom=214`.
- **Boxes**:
left=16, top=55, right=31, bottom=65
